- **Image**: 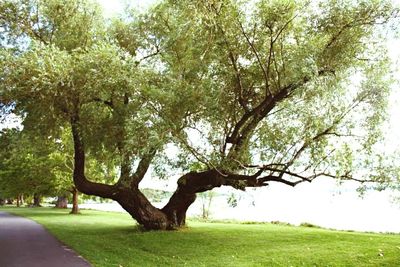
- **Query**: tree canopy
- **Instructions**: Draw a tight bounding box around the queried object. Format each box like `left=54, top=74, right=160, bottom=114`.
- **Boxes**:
left=0, top=0, right=399, bottom=229
left=0, top=128, right=66, bottom=200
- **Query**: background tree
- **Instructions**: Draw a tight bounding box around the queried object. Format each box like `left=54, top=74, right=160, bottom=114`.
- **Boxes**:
left=0, top=128, right=60, bottom=206
left=199, top=191, right=216, bottom=220
left=0, top=125, right=116, bottom=212
left=1, top=0, right=399, bottom=230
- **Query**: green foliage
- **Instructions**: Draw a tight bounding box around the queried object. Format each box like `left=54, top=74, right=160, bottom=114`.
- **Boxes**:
left=299, top=222, right=322, bottom=228
left=227, top=192, right=238, bottom=208
left=0, top=126, right=116, bottom=199
left=0, top=128, right=62, bottom=197
left=0, top=0, right=398, bottom=192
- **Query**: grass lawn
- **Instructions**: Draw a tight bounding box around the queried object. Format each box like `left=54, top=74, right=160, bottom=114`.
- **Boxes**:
left=1, top=206, right=399, bottom=267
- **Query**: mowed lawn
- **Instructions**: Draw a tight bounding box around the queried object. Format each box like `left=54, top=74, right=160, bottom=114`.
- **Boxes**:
left=1, top=207, right=399, bottom=267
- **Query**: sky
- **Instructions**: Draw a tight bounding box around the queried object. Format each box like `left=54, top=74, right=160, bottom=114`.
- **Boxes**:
left=97, top=0, right=158, bottom=15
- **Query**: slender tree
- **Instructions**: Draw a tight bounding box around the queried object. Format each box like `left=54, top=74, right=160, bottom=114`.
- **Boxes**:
left=1, top=0, right=399, bottom=229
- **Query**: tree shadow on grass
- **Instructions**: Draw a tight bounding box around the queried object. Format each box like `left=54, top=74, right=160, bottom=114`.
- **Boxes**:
left=0, top=207, right=106, bottom=222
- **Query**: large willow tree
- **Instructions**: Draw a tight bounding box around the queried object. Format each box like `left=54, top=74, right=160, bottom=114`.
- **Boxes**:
left=1, top=0, right=398, bottom=229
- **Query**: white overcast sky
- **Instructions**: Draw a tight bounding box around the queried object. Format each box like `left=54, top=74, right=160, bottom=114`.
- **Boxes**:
left=97, top=0, right=158, bottom=15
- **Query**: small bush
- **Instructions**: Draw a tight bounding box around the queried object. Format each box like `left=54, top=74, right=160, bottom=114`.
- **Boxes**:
left=299, top=222, right=321, bottom=228
left=270, top=221, right=294, bottom=226
left=242, top=221, right=268, bottom=225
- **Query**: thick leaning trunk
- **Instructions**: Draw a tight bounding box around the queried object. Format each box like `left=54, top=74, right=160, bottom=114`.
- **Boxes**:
left=114, top=188, right=170, bottom=230
left=117, top=170, right=223, bottom=229
left=115, top=184, right=200, bottom=230
left=70, top=113, right=221, bottom=230
left=161, top=189, right=197, bottom=227
left=161, top=170, right=223, bottom=227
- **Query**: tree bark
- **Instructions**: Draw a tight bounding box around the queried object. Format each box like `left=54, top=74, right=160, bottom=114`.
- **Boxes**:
left=32, top=194, right=41, bottom=207
left=113, top=171, right=225, bottom=229
left=55, top=195, right=68, bottom=209
left=114, top=188, right=169, bottom=230
left=70, top=113, right=224, bottom=230
left=70, top=187, right=80, bottom=214
left=162, top=170, right=222, bottom=227
left=16, top=194, right=21, bottom=207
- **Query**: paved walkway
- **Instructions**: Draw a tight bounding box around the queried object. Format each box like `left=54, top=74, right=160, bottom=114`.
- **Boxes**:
left=0, top=211, right=91, bottom=267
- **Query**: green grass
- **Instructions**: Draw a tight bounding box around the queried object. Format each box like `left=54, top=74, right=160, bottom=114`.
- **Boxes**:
left=1, top=206, right=400, bottom=267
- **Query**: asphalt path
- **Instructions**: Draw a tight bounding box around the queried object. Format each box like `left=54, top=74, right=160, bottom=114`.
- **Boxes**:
left=0, top=211, right=91, bottom=267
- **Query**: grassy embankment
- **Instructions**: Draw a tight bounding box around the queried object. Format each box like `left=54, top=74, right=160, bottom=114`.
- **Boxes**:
left=1, top=206, right=399, bottom=267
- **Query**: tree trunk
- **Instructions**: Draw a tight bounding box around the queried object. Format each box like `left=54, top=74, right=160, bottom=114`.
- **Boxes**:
left=162, top=190, right=197, bottom=227
left=115, top=188, right=170, bottom=230
left=16, top=194, right=21, bottom=207
left=70, top=114, right=223, bottom=230
left=161, top=170, right=223, bottom=228
left=32, top=194, right=41, bottom=207
left=6, top=198, right=13, bottom=205
left=200, top=192, right=214, bottom=219
left=55, top=195, right=68, bottom=209
left=105, top=171, right=222, bottom=229
left=70, top=187, right=80, bottom=214
left=72, top=164, right=241, bottom=230
left=0, top=198, right=5, bottom=206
